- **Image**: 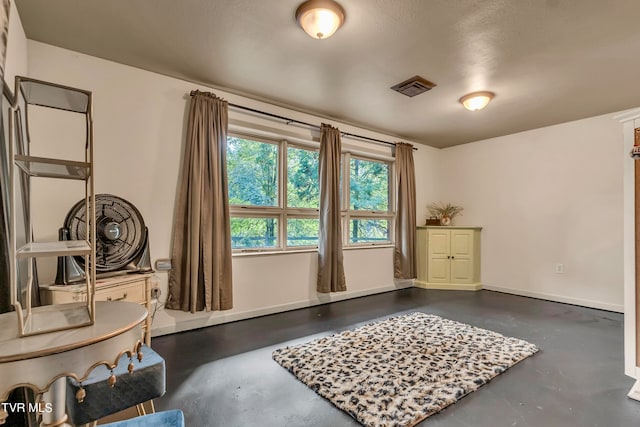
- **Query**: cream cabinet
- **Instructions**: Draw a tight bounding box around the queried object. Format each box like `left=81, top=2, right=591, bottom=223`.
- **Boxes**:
left=416, top=226, right=482, bottom=290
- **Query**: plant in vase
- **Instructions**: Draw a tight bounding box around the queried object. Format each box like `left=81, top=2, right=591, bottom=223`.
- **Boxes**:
left=427, top=202, right=464, bottom=226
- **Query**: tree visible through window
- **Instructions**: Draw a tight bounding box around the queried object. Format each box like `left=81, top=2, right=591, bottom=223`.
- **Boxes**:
left=227, top=137, right=278, bottom=248
left=350, top=158, right=388, bottom=211
left=287, top=146, right=319, bottom=246
left=349, top=157, right=390, bottom=244
left=227, top=135, right=393, bottom=251
left=287, top=147, right=319, bottom=208
left=227, top=137, right=278, bottom=207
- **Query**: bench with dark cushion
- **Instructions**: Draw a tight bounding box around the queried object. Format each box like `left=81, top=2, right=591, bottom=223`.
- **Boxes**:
left=65, top=345, right=166, bottom=426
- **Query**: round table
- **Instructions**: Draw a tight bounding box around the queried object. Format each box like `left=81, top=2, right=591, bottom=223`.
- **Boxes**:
left=0, top=301, right=147, bottom=426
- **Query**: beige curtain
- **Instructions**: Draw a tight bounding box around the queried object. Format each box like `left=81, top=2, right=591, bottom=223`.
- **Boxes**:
left=317, top=123, right=346, bottom=293
left=394, top=142, right=416, bottom=279
left=167, top=91, right=233, bottom=312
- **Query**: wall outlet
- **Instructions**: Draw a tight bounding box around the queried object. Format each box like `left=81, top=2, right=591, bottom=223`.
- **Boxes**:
left=155, top=259, right=172, bottom=270
left=151, top=287, right=161, bottom=299
left=555, top=263, right=565, bottom=274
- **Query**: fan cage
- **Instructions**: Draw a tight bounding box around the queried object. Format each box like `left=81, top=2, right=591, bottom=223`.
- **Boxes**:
left=64, top=194, right=146, bottom=272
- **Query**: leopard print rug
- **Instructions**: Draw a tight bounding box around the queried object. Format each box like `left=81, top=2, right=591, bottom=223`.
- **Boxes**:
left=273, top=312, right=538, bottom=427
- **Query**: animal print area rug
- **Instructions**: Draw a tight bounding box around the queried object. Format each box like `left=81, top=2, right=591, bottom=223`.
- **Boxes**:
left=272, top=312, right=538, bottom=427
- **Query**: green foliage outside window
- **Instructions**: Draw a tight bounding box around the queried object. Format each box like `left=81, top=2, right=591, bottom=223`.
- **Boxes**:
left=230, top=217, right=278, bottom=248
left=350, top=158, right=388, bottom=211
left=287, top=147, right=319, bottom=208
left=349, top=158, right=389, bottom=243
left=287, top=218, right=319, bottom=246
left=227, top=137, right=278, bottom=207
left=227, top=136, right=392, bottom=250
left=349, top=219, right=389, bottom=244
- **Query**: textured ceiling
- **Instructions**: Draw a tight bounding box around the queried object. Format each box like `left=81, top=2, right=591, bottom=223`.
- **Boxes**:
left=14, top=0, right=640, bottom=147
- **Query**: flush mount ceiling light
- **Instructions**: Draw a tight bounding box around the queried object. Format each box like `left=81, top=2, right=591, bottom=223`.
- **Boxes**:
left=295, top=0, right=345, bottom=40
left=459, top=91, right=495, bottom=111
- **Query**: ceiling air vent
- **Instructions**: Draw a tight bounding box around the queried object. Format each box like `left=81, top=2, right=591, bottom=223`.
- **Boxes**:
left=390, top=75, right=437, bottom=97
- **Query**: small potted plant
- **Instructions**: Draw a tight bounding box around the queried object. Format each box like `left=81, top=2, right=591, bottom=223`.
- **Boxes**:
left=427, top=202, right=464, bottom=226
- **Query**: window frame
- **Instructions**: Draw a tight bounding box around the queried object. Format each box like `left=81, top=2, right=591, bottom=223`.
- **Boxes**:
left=342, top=152, right=395, bottom=247
left=228, top=133, right=320, bottom=252
left=229, top=213, right=281, bottom=250
left=283, top=141, right=321, bottom=249
left=227, top=132, right=395, bottom=253
left=226, top=135, right=280, bottom=210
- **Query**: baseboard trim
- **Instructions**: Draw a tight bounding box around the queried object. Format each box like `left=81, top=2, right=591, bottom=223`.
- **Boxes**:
left=414, top=280, right=482, bottom=291
left=483, top=285, right=624, bottom=313
left=414, top=281, right=482, bottom=291
left=151, top=282, right=413, bottom=337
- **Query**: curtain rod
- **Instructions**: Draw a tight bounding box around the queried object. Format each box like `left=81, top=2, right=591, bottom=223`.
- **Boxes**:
left=189, top=90, right=417, bottom=150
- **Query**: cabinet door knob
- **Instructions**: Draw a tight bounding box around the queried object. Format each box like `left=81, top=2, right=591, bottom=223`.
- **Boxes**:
left=447, top=255, right=451, bottom=259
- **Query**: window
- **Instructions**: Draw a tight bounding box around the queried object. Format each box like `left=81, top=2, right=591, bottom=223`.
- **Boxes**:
left=227, top=137, right=278, bottom=207
left=231, top=217, right=279, bottom=249
left=227, top=136, right=279, bottom=250
left=227, top=134, right=393, bottom=252
left=349, top=157, right=389, bottom=211
left=286, top=145, right=320, bottom=246
left=345, top=156, right=393, bottom=245
left=287, top=218, right=319, bottom=246
left=287, top=146, right=319, bottom=209
left=349, top=219, right=390, bottom=244
left=227, top=135, right=319, bottom=251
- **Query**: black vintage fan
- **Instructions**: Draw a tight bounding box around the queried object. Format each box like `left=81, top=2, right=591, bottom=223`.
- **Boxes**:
left=55, top=194, right=152, bottom=284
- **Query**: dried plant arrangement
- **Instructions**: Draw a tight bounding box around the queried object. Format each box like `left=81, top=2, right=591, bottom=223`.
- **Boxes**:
left=427, top=202, right=464, bottom=225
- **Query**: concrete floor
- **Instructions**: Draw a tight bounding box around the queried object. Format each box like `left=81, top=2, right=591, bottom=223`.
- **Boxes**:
left=152, top=288, right=640, bottom=426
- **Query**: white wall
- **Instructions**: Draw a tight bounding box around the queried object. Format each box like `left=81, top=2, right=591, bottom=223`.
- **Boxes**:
left=439, top=114, right=624, bottom=312
left=4, top=1, right=27, bottom=88
left=25, top=41, right=442, bottom=335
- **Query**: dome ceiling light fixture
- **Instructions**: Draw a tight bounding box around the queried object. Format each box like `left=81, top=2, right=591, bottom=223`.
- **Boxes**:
left=459, top=91, right=495, bottom=111
left=295, top=0, right=345, bottom=40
